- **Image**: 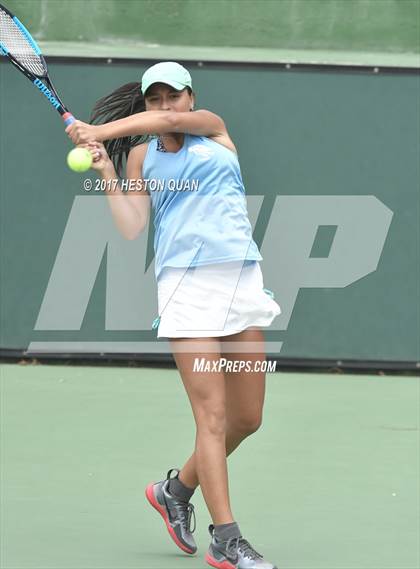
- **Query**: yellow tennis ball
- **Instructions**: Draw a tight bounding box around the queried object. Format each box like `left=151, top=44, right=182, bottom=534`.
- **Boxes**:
left=67, top=147, right=93, bottom=172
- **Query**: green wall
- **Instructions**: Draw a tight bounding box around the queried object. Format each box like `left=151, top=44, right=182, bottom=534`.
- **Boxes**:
left=0, top=60, right=418, bottom=363
left=6, top=0, right=420, bottom=53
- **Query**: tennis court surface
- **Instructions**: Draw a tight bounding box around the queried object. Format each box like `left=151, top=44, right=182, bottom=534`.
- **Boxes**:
left=1, top=362, right=418, bottom=569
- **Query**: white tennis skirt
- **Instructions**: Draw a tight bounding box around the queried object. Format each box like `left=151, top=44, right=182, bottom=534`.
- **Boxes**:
left=152, top=260, right=281, bottom=338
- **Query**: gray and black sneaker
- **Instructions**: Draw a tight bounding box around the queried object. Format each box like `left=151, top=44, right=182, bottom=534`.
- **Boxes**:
left=205, top=524, right=278, bottom=569
left=145, top=468, right=197, bottom=554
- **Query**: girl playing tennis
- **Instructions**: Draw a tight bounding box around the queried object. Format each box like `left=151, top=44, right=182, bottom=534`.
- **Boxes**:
left=67, top=61, right=280, bottom=569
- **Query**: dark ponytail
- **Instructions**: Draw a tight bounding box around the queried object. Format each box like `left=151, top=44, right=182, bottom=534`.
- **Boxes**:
left=89, top=81, right=150, bottom=176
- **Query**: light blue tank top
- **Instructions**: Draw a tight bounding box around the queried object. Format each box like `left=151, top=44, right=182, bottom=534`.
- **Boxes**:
left=142, top=134, right=262, bottom=281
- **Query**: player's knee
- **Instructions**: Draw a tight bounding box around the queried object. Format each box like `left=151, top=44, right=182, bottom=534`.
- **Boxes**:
left=196, top=405, right=226, bottom=438
left=230, top=413, right=263, bottom=437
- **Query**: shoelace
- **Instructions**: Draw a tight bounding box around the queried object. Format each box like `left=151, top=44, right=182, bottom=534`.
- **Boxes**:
left=224, top=535, right=263, bottom=562
left=237, top=537, right=263, bottom=560
left=173, top=500, right=196, bottom=533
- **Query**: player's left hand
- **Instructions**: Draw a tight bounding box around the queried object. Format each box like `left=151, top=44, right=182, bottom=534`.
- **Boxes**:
left=80, top=141, right=113, bottom=173
left=66, top=120, right=99, bottom=144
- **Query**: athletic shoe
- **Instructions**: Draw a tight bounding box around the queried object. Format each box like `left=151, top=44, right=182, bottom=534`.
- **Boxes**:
left=145, top=468, right=197, bottom=554
left=205, top=523, right=278, bottom=569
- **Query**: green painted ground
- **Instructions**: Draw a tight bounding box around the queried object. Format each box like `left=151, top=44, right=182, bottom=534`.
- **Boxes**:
left=39, top=41, right=420, bottom=68
left=0, top=363, right=419, bottom=568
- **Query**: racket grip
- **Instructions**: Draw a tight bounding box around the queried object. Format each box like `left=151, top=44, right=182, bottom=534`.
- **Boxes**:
left=62, top=112, right=75, bottom=126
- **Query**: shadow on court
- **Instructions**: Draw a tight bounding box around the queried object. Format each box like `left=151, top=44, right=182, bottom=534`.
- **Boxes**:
left=0, top=363, right=418, bottom=568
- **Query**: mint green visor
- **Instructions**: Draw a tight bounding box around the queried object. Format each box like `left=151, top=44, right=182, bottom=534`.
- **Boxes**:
left=141, top=61, right=192, bottom=95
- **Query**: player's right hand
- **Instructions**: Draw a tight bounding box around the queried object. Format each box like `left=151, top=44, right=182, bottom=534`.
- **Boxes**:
left=66, top=121, right=100, bottom=145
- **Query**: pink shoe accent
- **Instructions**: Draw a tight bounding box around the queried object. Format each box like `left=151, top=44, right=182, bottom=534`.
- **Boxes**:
left=145, top=483, right=195, bottom=555
left=205, top=551, right=237, bottom=569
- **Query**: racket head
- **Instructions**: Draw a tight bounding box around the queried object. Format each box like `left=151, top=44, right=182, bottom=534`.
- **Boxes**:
left=0, top=2, right=73, bottom=121
left=0, top=2, right=47, bottom=78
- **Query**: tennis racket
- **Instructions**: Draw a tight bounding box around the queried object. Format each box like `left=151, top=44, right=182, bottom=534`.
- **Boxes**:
left=0, top=2, right=75, bottom=126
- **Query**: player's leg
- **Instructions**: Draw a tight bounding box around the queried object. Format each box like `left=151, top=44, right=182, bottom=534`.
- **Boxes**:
left=176, top=327, right=266, bottom=489
left=170, top=337, right=234, bottom=525
left=202, top=328, right=278, bottom=569
left=145, top=337, right=234, bottom=555
left=223, top=326, right=266, bottom=443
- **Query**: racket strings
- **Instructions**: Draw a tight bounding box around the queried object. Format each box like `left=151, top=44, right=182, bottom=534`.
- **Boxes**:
left=0, top=8, right=44, bottom=76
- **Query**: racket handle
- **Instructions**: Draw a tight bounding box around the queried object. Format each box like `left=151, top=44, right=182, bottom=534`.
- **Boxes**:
left=62, top=112, right=75, bottom=126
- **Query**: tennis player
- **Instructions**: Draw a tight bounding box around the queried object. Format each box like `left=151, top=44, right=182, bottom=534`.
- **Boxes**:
left=67, top=61, right=281, bottom=569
